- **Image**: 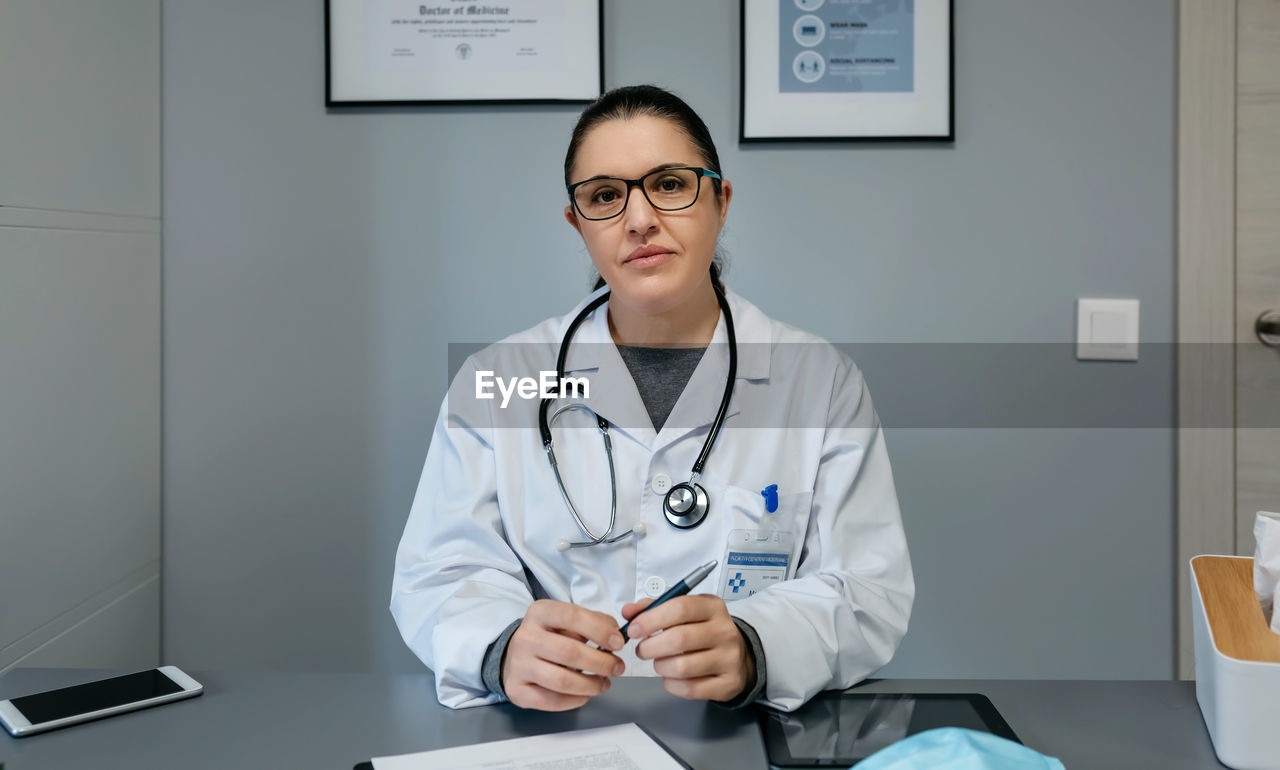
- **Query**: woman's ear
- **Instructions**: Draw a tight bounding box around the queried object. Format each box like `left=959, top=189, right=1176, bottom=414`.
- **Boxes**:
left=717, top=180, right=734, bottom=227
left=564, top=205, right=582, bottom=234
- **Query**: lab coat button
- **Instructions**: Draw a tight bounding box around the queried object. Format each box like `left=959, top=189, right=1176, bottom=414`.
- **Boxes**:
left=651, top=474, right=672, bottom=495
left=644, top=576, right=667, bottom=597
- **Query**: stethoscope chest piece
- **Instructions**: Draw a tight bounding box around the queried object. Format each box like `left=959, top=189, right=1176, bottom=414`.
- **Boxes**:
left=663, top=482, right=710, bottom=529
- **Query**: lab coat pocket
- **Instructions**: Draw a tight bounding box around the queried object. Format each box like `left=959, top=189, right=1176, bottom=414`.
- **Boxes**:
left=712, top=485, right=812, bottom=584
left=766, top=489, right=811, bottom=580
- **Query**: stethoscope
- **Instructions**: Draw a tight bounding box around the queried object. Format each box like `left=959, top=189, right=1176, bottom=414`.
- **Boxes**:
left=539, top=285, right=738, bottom=552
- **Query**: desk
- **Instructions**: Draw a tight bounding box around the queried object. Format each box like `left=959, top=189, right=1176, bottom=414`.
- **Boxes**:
left=0, top=670, right=1224, bottom=769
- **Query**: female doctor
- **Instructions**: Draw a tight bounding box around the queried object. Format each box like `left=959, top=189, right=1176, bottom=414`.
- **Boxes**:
left=391, top=85, right=913, bottom=713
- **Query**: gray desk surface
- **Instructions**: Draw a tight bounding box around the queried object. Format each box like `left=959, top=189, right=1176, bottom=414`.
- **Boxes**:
left=0, top=669, right=1224, bottom=769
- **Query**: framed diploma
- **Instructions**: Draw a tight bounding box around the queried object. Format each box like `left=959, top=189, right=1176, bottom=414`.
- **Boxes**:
left=740, top=0, right=953, bottom=142
left=326, top=0, right=604, bottom=105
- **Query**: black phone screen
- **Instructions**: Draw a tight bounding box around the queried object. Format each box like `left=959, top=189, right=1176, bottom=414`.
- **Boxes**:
left=10, top=669, right=182, bottom=725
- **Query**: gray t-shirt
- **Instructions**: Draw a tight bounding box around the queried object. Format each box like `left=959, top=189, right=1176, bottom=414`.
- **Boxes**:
left=615, top=344, right=706, bottom=432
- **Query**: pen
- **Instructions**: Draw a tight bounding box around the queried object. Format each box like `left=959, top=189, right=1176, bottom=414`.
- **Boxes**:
left=619, top=560, right=717, bottom=639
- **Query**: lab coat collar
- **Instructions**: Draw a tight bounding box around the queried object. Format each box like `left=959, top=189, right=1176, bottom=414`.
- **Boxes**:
left=559, top=286, right=771, bottom=379
left=557, top=286, right=771, bottom=447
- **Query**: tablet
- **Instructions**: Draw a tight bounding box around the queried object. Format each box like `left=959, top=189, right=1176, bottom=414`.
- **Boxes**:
left=760, top=692, right=1019, bottom=768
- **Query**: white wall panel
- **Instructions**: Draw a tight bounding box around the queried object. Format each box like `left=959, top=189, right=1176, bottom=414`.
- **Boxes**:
left=0, top=0, right=160, bottom=217
left=0, top=226, right=161, bottom=672
left=13, top=577, right=160, bottom=672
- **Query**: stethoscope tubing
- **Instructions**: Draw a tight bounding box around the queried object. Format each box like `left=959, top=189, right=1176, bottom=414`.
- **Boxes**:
left=693, top=287, right=736, bottom=477
left=544, top=403, right=620, bottom=547
left=539, top=285, right=737, bottom=549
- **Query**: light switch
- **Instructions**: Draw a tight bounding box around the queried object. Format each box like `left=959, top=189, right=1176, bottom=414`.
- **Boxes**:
left=1077, top=298, right=1139, bottom=361
left=1090, top=311, right=1127, bottom=344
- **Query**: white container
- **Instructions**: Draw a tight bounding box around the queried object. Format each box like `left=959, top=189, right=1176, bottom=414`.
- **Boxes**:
left=1191, top=555, right=1280, bottom=770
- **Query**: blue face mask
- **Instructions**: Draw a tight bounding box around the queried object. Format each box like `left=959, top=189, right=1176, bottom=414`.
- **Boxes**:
left=853, top=728, right=1066, bottom=770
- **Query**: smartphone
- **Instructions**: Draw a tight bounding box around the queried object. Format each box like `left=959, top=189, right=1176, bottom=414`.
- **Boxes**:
left=0, top=666, right=203, bottom=737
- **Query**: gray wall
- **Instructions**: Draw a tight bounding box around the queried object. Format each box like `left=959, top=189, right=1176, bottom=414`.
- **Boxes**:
left=1, top=0, right=161, bottom=673
left=163, top=0, right=1176, bottom=677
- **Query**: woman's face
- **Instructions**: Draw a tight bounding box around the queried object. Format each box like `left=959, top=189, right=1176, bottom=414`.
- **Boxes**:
left=565, top=115, right=732, bottom=315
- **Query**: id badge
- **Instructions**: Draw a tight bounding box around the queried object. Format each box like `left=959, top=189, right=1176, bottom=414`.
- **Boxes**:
left=720, top=528, right=795, bottom=602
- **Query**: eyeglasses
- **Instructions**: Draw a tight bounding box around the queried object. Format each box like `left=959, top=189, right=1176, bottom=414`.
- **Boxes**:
left=567, top=167, right=722, bottom=221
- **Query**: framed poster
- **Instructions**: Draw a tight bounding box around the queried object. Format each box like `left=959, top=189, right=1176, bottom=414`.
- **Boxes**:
left=326, top=0, right=604, bottom=106
left=740, top=0, right=953, bottom=142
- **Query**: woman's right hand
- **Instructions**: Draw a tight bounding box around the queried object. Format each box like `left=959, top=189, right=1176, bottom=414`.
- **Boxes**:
left=501, top=599, right=627, bottom=711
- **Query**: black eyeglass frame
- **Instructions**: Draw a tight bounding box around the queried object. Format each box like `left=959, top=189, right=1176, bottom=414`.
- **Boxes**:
left=566, top=167, right=723, bottom=221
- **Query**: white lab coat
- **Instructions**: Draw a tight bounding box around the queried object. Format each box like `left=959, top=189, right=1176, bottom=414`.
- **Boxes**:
left=391, top=287, right=913, bottom=712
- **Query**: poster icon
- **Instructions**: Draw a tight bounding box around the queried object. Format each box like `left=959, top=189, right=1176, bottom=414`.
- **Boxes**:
left=792, top=50, right=825, bottom=83
left=792, top=14, right=825, bottom=47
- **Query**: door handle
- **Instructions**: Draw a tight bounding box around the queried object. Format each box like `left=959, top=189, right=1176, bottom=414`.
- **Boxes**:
left=1258, top=310, right=1280, bottom=347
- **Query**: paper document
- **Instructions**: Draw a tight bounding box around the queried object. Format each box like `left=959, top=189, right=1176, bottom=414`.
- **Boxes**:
left=371, top=722, right=688, bottom=770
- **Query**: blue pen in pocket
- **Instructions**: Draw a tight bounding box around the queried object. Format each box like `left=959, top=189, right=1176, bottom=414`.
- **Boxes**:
left=759, top=484, right=779, bottom=538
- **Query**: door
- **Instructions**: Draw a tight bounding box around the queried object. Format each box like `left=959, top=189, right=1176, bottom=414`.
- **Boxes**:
left=1236, top=0, right=1280, bottom=555
left=1178, top=0, right=1280, bottom=677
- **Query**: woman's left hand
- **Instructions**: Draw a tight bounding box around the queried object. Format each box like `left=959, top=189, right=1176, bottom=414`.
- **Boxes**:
left=621, top=595, right=754, bottom=703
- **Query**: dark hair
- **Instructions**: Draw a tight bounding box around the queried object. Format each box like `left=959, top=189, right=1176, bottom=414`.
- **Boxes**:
left=564, top=84, right=727, bottom=294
